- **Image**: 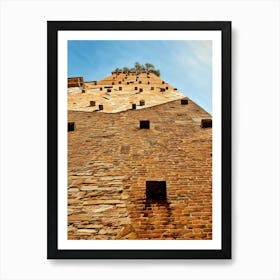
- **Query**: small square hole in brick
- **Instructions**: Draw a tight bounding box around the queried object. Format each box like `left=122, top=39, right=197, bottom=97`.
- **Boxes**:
left=146, top=181, right=167, bottom=201
left=201, top=119, right=212, bottom=128
left=140, top=120, right=150, bottom=129
left=132, top=103, right=136, bottom=110
left=139, top=88, right=143, bottom=92
left=99, top=104, right=103, bottom=110
left=181, top=99, right=188, bottom=105
left=68, top=122, right=75, bottom=132
left=119, top=87, right=122, bottom=90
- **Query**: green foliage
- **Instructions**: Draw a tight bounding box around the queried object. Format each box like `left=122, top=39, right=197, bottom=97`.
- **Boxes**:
left=134, top=62, right=143, bottom=71
left=123, top=67, right=130, bottom=73
left=145, top=63, right=155, bottom=71
left=152, top=69, right=160, bottom=77
left=115, top=62, right=160, bottom=77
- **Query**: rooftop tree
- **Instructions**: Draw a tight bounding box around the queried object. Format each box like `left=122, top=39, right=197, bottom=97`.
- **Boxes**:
left=115, top=62, right=161, bottom=77
left=122, top=66, right=130, bottom=74
left=145, top=63, right=155, bottom=72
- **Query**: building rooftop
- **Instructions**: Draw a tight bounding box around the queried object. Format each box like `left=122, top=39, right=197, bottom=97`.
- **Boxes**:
left=68, top=72, right=184, bottom=113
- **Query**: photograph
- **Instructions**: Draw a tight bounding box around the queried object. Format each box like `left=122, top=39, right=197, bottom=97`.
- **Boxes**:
left=67, top=40, right=213, bottom=241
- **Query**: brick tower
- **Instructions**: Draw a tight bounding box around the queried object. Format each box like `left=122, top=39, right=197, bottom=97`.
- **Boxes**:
left=67, top=70, right=212, bottom=240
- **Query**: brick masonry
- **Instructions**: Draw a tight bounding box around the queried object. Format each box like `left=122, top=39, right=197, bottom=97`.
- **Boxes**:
left=68, top=76, right=84, bottom=88
left=67, top=71, right=212, bottom=240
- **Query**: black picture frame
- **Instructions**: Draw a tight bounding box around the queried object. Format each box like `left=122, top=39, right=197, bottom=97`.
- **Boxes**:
left=47, top=21, right=231, bottom=259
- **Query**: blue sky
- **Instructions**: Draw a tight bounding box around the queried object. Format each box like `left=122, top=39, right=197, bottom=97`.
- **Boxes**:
left=68, top=40, right=212, bottom=113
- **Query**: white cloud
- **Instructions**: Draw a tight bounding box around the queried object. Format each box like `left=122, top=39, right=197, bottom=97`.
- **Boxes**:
left=187, top=40, right=212, bottom=66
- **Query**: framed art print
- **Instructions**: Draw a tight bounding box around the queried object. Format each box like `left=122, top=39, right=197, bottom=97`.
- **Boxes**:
left=47, top=21, right=231, bottom=259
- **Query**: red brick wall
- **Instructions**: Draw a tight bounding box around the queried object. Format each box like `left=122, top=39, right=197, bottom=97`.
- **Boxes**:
left=67, top=99, right=212, bottom=240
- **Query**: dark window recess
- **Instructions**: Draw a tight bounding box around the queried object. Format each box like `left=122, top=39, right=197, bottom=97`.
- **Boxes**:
left=82, top=89, right=86, bottom=93
left=119, top=87, right=122, bottom=90
left=201, top=119, right=212, bottom=128
left=68, top=122, right=75, bottom=132
left=135, top=87, right=138, bottom=90
left=107, top=89, right=111, bottom=92
left=119, top=81, right=121, bottom=84
left=94, top=82, right=97, bottom=85
left=132, top=103, right=136, bottom=110
left=140, top=120, right=150, bottom=129
left=121, top=145, right=130, bottom=154
left=146, top=181, right=167, bottom=201
left=112, top=82, right=115, bottom=85
left=100, top=87, right=102, bottom=91
left=181, top=98, right=188, bottom=105
left=99, top=104, right=103, bottom=110
left=166, top=87, right=169, bottom=90
left=160, top=88, right=165, bottom=92
left=139, top=81, right=142, bottom=84
left=151, top=87, right=154, bottom=90
left=162, top=81, right=165, bottom=84
left=139, top=99, right=145, bottom=106
left=89, top=101, right=96, bottom=106
left=127, top=82, right=129, bottom=85
left=139, top=88, right=143, bottom=92
left=147, top=81, right=150, bottom=84
left=174, top=88, right=177, bottom=90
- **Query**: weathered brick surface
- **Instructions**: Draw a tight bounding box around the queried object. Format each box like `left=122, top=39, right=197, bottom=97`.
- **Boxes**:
left=67, top=72, right=212, bottom=240
left=68, top=77, right=84, bottom=88
left=68, top=72, right=184, bottom=113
